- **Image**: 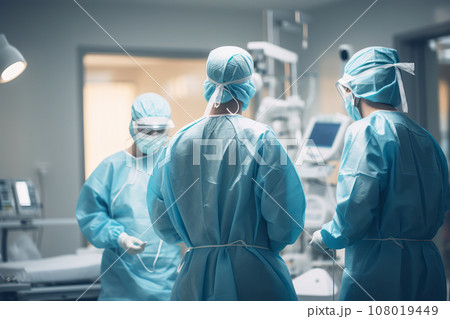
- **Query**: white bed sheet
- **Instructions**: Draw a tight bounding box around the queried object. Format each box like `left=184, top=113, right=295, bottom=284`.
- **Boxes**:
left=0, top=251, right=102, bottom=284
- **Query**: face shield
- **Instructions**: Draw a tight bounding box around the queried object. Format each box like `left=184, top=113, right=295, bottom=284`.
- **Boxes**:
left=336, top=79, right=352, bottom=100
left=132, top=117, right=174, bottom=135
left=131, top=117, right=174, bottom=154
left=336, top=79, right=363, bottom=121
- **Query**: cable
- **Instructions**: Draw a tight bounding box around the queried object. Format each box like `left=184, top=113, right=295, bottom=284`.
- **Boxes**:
left=137, top=240, right=163, bottom=273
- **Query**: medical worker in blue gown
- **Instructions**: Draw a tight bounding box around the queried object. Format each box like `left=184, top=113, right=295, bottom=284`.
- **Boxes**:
left=76, top=93, right=181, bottom=301
left=147, top=46, right=306, bottom=301
left=310, top=47, right=450, bottom=301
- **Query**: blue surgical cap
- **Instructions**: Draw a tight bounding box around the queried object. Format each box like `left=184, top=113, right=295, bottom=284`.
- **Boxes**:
left=344, top=46, right=402, bottom=107
left=128, top=93, right=171, bottom=137
left=203, top=46, right=256, bottom=111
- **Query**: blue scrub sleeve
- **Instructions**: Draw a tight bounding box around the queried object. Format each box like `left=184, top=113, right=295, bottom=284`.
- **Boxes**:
left=255, top=130, right=306, bottom=252
left=76, top=166, right=124, bottom=249
left=147, top=149, right=182, bottom=244
left=426, top=131, right=450, bottom=213
left=321, top=124, right=388, bottom=249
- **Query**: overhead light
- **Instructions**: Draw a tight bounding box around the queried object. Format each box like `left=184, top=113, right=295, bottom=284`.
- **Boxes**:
left=0, top=34, right=27, bottom=83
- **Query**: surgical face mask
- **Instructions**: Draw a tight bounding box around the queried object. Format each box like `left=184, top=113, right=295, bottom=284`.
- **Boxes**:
left=337, top=83, right=362, bottom=121
left=344, top=92, right=362, bottom=122
left=135, top=132, right=168, bottom=155
left=130, top=117, right=174, bottom=154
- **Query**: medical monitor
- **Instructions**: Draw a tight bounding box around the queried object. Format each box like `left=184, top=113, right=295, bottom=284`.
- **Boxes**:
left=302, top=114, right=351, bottom=163
left=307, top=122, right=341, bottom=148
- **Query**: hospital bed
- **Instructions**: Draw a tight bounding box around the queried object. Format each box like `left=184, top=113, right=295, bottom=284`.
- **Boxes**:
left=0, top=248, right=102, bottom=300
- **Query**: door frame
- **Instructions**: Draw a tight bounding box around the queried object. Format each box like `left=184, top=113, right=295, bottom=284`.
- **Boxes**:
left=76, top=46, right=209, bottom=186
left=394, top=21, right=450, bottom=128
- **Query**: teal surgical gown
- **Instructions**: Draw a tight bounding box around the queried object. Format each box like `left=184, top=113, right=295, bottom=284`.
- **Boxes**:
left=76, top=151, right=181, bottom=300
left=147, top=114, right=306, bottom=300
left=321, top=111, right=450, bottom=301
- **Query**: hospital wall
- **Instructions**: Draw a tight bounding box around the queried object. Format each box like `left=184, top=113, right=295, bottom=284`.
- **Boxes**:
left=1, top=0, right=450, bottom=258
left=304, top=0, right=450, bottom=120
left=0, top=0, right=263, bottom=257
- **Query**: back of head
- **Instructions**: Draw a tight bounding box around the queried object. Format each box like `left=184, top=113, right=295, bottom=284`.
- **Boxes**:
left=206, top=46, right=253, bottom=83
left=344, top=46, right=401, bottom=107
left=203, top=46, right=256, bottom=111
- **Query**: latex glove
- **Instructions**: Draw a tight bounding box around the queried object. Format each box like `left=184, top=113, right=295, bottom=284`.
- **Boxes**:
left=309, top=230, right=331, bottom=253
left=118, top=233, right=147, bottom=255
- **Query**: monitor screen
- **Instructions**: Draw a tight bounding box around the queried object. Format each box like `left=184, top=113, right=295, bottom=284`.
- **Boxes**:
left=15, top=181, right=31, bottom=207
left=307, top=122, right=341, bottom=148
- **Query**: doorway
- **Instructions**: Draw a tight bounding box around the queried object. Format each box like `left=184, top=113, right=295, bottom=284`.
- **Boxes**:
left=81, top=53, right=207, bottom=179
left=395, top=21, right=450, bottom=299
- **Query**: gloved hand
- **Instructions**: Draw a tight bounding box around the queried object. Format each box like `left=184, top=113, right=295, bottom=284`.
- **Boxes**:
left=118, top=232, right=147, bottom=255
left=309, top=230, right=331, bottom=254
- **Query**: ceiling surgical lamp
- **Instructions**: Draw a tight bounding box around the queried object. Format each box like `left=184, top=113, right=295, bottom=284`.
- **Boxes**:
left=0, top=34, right=27, bottom=83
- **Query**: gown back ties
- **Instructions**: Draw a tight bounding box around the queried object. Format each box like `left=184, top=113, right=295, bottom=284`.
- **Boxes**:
left=177, top=240, right=270, bottom=273
left=363, top=237, right=433, bottom=249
